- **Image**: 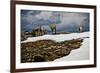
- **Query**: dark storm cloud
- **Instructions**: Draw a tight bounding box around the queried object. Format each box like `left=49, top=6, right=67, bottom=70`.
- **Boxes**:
left=21, top=10, right=41, bottom=15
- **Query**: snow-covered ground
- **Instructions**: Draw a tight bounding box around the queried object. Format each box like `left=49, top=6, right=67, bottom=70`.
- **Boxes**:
left=22, top=32, right=89, bottom=43
left=54, top=38, right=90, bottom=61
left=21, top=32, right=90, bottom=61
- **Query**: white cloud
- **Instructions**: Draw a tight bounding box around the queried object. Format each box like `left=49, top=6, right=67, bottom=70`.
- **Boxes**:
left=61, top=13, right=87, bottom=25
left=35, top=11, right=52, bottom=20
left=56, top=12, right=88, bottom=30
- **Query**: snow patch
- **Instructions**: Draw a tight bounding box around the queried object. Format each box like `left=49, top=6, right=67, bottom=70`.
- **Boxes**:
left=22, top=32, right=89, bottom=43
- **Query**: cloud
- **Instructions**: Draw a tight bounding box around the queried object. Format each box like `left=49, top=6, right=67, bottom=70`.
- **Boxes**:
left=56, top=12, right=89, bottom=31
left=35, top=11, right=52, bottom=20
left=21, top=10, right=89, bottom=32
left=21, top=10, right=61, bottom=31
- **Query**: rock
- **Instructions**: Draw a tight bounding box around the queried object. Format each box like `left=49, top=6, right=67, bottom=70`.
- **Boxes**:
left=21, top=39, right=83, bottom=62
left=33, top=55, right=46, bottom=62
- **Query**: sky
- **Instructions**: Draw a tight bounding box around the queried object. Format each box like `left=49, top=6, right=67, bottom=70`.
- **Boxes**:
left=21, top=10, right=90, bottom=33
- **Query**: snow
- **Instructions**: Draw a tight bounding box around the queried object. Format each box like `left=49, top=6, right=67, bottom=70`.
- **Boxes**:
left=54, top=38, right=90, bottom=61
left=21, top=32, right=89, bottom=43
left=21, top=32, right=90, bottom=61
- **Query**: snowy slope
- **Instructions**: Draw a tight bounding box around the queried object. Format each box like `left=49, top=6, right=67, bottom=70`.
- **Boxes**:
left=21, top=32, right=90, bottom=61
left=54, top=38, right=90, bottom=61
left=22, top=32, right=89, bottom=43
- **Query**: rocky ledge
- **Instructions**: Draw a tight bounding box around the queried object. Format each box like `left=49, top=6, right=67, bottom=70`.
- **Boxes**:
left=21, top=39, right=83, bottom=63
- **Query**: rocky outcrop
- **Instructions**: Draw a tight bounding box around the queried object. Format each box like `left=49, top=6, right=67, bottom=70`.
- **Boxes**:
left=21, top=39, right=83, bottom=63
